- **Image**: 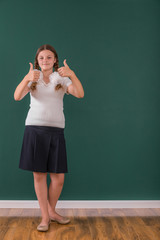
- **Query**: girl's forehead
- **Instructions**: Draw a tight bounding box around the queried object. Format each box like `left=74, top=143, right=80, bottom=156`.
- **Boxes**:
left=38, top=50, right=54, bottom=57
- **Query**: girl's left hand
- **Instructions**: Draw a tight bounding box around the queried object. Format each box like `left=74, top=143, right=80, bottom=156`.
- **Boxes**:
left=58, top=59, right=73, bottom=78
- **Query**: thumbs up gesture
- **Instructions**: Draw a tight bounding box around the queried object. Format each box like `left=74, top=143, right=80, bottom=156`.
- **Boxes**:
left=27, top=62, right=40, bottom=82
left=58, top=59, right=73, bottom=78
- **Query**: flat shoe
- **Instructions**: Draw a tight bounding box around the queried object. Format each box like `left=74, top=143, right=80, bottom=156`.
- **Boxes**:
left=50, top=216, right=71, bottom=224
left=37, top=220, right=51, bottom=232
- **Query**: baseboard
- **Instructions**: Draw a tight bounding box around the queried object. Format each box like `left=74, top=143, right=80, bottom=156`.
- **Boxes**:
left=0, top=200, right=160, bottom=208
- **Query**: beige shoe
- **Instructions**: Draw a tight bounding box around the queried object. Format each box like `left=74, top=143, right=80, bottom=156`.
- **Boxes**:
left=50, top=216, right=71, bottom=224
left=37, top=220, right=51, bottom=232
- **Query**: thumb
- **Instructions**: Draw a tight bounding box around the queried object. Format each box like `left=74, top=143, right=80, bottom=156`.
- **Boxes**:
left=29, top=62, right=33, bottom=72
left=63, top=59, right=69, bottom=67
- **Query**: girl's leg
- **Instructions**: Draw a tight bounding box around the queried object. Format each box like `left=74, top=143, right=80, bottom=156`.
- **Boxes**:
left=47, top=173, right=65, bottom=219
left=33, top=172, right=50, bottom=225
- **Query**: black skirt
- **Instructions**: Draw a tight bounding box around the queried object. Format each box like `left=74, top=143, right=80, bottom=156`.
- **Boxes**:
left=19, top=125, right=68, bottom=173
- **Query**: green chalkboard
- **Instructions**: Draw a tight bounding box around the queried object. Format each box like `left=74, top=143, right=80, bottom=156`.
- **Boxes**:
left=0, top=0, right=160, bottom=200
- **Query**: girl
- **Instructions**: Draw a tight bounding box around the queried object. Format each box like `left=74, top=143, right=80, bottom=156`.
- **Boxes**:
left=14, top=44, right=84, bottom=232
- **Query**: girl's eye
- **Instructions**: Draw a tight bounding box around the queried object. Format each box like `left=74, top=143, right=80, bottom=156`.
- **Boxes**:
left=40, top=57, right=51, bottom=59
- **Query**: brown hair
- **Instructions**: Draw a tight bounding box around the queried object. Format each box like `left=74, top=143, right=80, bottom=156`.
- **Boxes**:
left=30, top=44, right=63, bottom=91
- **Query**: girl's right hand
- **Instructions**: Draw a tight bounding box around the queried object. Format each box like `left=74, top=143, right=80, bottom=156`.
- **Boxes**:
left=26, top=62, right=40, bottom=82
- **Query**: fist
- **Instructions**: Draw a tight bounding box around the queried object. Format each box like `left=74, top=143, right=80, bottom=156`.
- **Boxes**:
left=58, top=59, right=73, bottom=78
left=27, top=62, right=40, bottom=82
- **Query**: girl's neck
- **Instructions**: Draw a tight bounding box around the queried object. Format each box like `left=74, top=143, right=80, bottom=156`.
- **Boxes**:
left=42, top=69, right=53, bottom=79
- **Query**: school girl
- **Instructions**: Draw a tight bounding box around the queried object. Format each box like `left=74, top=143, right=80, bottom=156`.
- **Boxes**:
left=14, top=44, right=84, bottom=231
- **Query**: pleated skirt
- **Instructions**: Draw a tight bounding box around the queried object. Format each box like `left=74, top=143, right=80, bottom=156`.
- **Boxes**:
left=19, top=125, right=68, bottom=173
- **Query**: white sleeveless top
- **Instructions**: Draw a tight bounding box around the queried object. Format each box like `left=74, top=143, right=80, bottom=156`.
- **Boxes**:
left=25, top=70, right=72, bottom=128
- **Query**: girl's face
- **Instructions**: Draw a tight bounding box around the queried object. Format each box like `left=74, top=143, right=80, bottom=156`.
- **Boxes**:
left=37, top=50, right=56, bottom=71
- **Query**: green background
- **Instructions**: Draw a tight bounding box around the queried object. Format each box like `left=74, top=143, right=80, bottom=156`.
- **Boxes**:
left=0, top=0, right=160, bottom=200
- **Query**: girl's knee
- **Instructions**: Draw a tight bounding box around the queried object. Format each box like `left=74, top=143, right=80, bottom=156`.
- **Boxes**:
left=49, top=173, right=65, bottom=185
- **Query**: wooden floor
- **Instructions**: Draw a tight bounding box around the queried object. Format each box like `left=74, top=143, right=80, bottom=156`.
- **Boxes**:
left=0, top=208, right=160, bottom=240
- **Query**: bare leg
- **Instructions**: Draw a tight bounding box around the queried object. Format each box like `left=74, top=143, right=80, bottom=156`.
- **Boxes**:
left=47, top=173, right=65, bottom=219
left=33, top=172, right=50, bottom=225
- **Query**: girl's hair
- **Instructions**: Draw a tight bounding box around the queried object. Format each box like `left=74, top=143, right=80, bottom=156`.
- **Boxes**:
left=30, top=44, right=63, bottom=91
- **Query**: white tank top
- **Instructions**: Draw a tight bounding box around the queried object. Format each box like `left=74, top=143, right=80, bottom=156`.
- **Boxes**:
left=25, top=70, right=72, bottom=128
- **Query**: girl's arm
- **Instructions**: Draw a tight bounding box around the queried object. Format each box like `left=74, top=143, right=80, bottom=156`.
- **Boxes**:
left=14, top=75, right=30, bottom=101
left=14, top=62, right=40, bottom=101
left=58, top=59, right=84, bottom=98
left=67, top=71, right=84, bottom=98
